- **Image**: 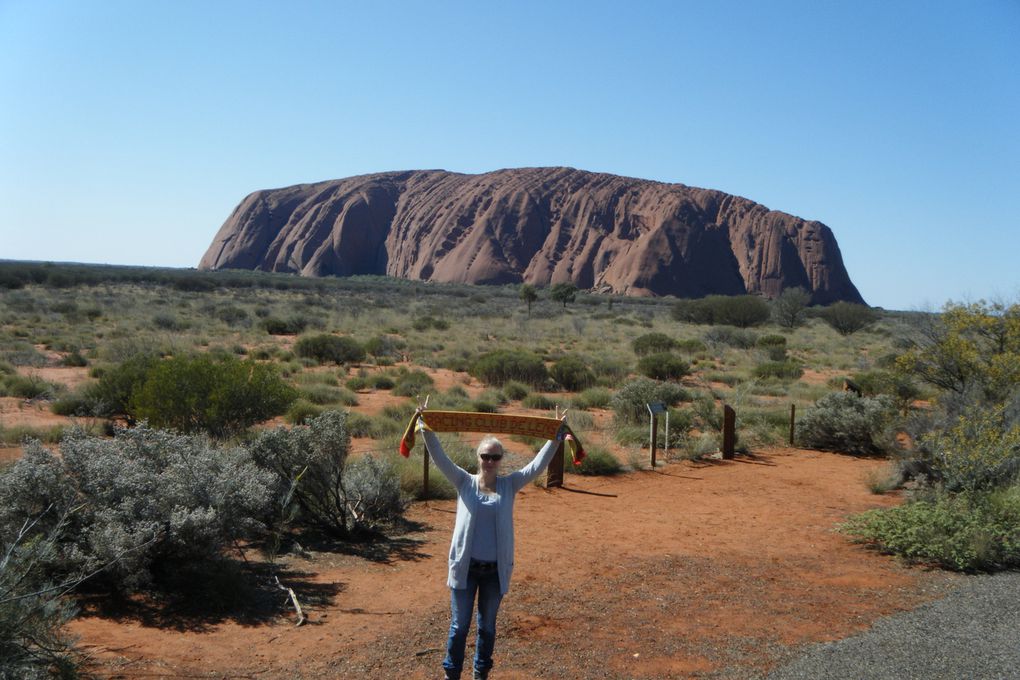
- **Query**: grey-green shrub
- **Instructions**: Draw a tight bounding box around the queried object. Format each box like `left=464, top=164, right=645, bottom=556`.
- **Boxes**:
left=249, top=411, right=407, bottom=537
left=796, top=392, right=897, bottom=455
left=703, top=326, right=758, bottom=349
left=566, top=446, right=622, bottom=476
left=0, top=427, right=275, bottom=594
left=610, top=378, right=690, bottom=424
left=637, top=353, right=690, bottom=381
left=753, top=360, right=804, bottom=381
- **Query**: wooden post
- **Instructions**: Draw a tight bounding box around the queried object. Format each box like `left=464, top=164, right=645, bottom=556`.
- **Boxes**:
left=648, top=402, right=665, bottom=468
left=722, top=404, right=736, bottom=460
left=649, top=413, right=658, bottom=468
left=789, top=403, right=796, bottom=446
left=546, top=440, right=565, bottom=488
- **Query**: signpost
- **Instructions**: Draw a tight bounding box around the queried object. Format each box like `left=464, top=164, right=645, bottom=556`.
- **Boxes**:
left=647, top=401, right=668, bottom=468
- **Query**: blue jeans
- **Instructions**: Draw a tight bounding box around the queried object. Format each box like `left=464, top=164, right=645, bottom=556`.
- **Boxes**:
left=443, top=561, right=503, bottom=679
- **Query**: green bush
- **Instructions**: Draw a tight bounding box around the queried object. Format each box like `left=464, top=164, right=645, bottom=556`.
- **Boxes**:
left=819, top=302, right=879, bottom=336
left=130, top=354, right=297, bottom=436
left=637, top=353, right=690, bottom=381
left=262, top=316, right=308, bottom=335
left=611, top=378, right=690, bottom=425
left=60, top=350, right=88, bottom=367
left=921, top=406, right=1020, bottom=493
left=550, top=355, right=596, bottom=391
left=522, top=393, right=557, bottom=410
left=294, top=334, right=366, bottom=366
left=285, top=399, right=324, bottom=424
left=572, top=387, right=612, bottom=410
left=840, top=485, right=1020, bottom=571
left=631, top=332, right=677, bottom=357
left=299, top=384, right=359, bottom=406
left=470, top=349, right=549, bottom=387
left=772, top=287, right=812, bottom=328
left=364, top=334, right=406, bottom=360
left=672, top=295, right=771, bottom=327
left=675, top=338, right=708, bottom=355
left=392, top=369, right=435, bottom=397
left=566, top=446, right=622, bottom=476
left=503, top=381, right=530, bottom=401
left=796, top=392, right=897, bottom=455
left=753, top=360, right=804, bottom=381
left=80, top=353, right=160, bottom=417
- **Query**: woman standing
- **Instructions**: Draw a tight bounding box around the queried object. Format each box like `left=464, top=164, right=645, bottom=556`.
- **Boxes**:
left=417, top=411, right=565, bottom=680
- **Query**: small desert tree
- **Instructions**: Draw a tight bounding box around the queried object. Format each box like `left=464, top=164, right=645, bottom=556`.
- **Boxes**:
left=820, top=302, right=879, bottom=336
left=519, top=284, right=538, bottom=317
left=549, top=283, right=577, bottom=308
left=772, top=287, right=811, bottom=328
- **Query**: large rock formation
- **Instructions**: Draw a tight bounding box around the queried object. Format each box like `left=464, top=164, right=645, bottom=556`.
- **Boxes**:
left=199, top=167, right=864, bottom=304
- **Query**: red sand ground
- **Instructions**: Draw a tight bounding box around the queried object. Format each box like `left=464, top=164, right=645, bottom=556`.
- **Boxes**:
left=69, top=449, right=958, bottom=679
left=3, top=363, right=959, bottom=678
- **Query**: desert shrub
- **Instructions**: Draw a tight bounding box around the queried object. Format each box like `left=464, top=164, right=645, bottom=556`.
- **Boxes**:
left=637, top=353, right=690, bottom=381
left=675, top=338, right=708, bottom=355
left=841, top=485, right=1020, bottom=571
left=796, top=392, right=897, bottom=455
left=470, top=399, right=499, bottom=413
left=50, top=394, right=92, bottom=417
left=130, top=354, right=297, bottom=436
left=631, top=332, right=677, bottom=357
left=60, top=350, right=88, bottom=367
left=703, top=326, right=758, bottom=349
left=0, top=506, right=82, bottom=679
left=215, top=305, right=250, bottom=327
left=261, top=316, right=308, bottom=335
left=299, top=384, right=358, bottom=406
left=772, top=287, right=812, bottom=328
left=250, top=411, right=407, bottom=537
left=549, top=282, right=577, bottom=307
left=0, top=428, right=275, bottom=595
left=294, top=334, right=365, bottom=366
left=285, top=399, right=324, bottom=424
left=590, top=357, right=629, bottom=382
left=819, top=302, right=879, bottom=336
left=412, top=316, right=449, bottom=331
left=756, top=334, right=787, bottom=349
left=80, top=353, right=160, bottom=417
left=550, top=355, right=596, bottom=391
left=572, top=387, right=612, bottom=410
left=470, top=350, right=548, bottom=387
left=611, top=378, right=690, bottom=425
left=502, top=381, right=530, bottom=401
left=0, top=345, right=48, bottom=367
left=752, top=359, right=804, bottom=381
left=522, top=393, right=557, bottom=410
left=152, top=313, right=187, bottom=331
left=920, top=406, right=1020, bottom=493
left=0, top=374, right=62, bottom=400
left=672, top=295, right=770, bottom=327
left=392, top=369, right=435, bottom=397
left=364, top=335, right=406, bottom=361
left=566, top=446, right=622, bottom=476
left=852, top=369, right=921, bottom=412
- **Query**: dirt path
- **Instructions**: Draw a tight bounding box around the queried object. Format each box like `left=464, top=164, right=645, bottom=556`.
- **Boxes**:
left=71, top=448, right=958, bottom=679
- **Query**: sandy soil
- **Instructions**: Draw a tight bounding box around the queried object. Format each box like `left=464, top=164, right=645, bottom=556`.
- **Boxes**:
left=69, top=448, right=958, bottom=680
left=4, top=362, right=957, bottom=678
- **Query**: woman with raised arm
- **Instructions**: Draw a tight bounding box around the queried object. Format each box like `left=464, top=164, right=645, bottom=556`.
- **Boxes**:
left=416, top=408, right=566, bottom=680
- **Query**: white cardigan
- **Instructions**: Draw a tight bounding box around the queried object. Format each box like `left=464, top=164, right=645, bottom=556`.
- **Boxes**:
left=421, top=429, right=560, bottom=595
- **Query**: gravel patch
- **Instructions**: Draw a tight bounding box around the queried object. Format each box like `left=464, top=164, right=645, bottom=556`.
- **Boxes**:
left=764, top=572, right=1020, bottom=680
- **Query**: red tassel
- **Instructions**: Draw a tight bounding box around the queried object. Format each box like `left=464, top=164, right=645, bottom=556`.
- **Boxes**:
left=399, top=439, right=411, bottom=458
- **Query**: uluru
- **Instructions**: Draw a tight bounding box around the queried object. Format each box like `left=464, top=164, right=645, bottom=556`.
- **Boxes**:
left=199, top=167, right=864, bottom=304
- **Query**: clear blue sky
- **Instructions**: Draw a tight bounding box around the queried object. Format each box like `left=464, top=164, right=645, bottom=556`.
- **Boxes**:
left=2, top=0, right=1017, bottom=310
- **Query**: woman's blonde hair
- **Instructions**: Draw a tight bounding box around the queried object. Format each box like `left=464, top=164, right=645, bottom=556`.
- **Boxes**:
left=476, top=436, right=504, bottom=458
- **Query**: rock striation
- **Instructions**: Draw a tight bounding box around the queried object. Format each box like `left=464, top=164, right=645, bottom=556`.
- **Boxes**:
left=199, top=167, right=864, bottom=304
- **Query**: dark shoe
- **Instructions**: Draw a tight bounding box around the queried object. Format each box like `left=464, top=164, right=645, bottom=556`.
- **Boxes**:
left=473, top=670, right=489, bottom=680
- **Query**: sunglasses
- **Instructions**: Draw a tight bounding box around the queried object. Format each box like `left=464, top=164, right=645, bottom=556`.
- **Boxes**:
left=479, top=454, right=503, bottom=462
